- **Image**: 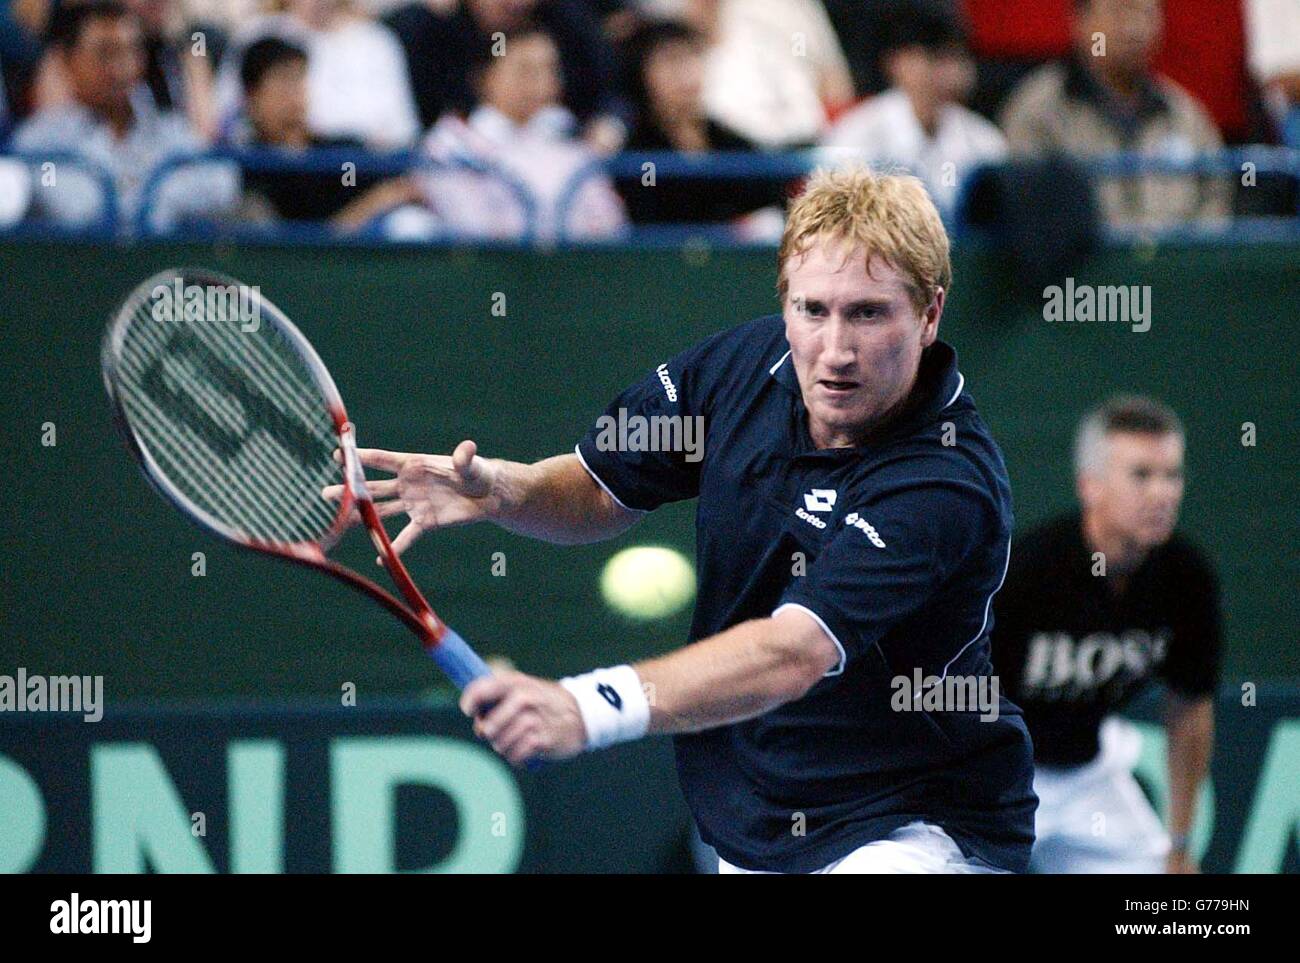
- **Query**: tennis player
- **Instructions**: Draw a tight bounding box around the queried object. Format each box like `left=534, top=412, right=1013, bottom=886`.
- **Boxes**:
left=349, top=167, right=1037, bottom=873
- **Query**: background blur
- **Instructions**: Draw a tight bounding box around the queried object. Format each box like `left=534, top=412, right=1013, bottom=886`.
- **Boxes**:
left=0, top=0, right=1296, bottom=873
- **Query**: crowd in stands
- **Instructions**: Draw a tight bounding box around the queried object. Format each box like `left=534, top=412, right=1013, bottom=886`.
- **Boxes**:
left=0, top=0, right=1296, bottom=238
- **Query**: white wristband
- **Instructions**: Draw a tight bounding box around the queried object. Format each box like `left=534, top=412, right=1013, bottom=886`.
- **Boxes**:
left=559, top=665, right=650, bottom=751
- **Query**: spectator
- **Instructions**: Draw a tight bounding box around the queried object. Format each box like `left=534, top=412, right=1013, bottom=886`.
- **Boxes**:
left=418, top=23, right=626, bottom=240
left=125, top=0, right=224, bottom=142
left=216, top=0, right=420, bottom=150
left=701, top=0, right=854, bottom=149
left=229, top=36, right=422, bottom=231
left=384, top=0, right=627, bottom=151
left=998, top=0, right=1228, bottom=228
left=3, top=0, right=58, bottom=120
left=13, top=1, right=236, bottom=229
left=821, top=0, right=1006, bottom=213
left=618, top=18, right=785, bottom=226
left=1246, top=0, right=1300, bottom=139
left=21, top=1, right=222, bottom=138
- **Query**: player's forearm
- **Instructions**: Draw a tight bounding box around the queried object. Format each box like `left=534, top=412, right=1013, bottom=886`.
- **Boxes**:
left=635, top=614, right=838, bottom=734
left=489, top=453, right=639, bottom=544
left=1166, top=696, right=1214, bottom=839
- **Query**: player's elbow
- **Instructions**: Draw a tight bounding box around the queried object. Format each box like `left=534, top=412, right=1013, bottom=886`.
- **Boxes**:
left=757, top=617, right=839, bottom=703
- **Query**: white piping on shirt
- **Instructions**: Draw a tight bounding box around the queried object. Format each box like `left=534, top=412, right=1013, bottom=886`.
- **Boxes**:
left=936, top=534, right=1011, bottom=683
left=573, top=444, right=648, bottom=514
left=943, top=372, right=965, bottom=409
left=772, top=602, right=847, bottom=676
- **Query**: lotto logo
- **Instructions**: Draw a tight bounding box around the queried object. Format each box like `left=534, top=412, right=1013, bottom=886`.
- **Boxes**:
left=844, top=512, right=886, bottom=548
left=597, top=682, right=623, bottom=711
left=795, top=506, right=827, bottom=529
left=803, top=489, right=837, bottom=512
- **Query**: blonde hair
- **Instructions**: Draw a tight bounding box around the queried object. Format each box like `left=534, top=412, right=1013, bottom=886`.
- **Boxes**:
left=777, top=167, right=952, bottom=311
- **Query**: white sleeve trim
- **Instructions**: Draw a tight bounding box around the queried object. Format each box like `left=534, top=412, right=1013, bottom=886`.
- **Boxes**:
left=573, top=444, right=649, bottom=515
left=772, top=602, right=846, bottom=677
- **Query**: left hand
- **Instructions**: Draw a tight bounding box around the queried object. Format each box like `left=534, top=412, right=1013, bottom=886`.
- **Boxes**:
left=460, top=671, right=587, bottom=767
left=1166, top=850, right=1199, bottom=874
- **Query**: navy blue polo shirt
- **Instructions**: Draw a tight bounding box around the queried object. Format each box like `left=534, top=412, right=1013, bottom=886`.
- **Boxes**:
left=576, top=313, right=1037, bottom=873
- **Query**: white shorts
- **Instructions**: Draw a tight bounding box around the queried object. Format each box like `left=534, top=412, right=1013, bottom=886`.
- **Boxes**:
left=1030, top=717, right=1169, bottom=874
left=718, top=821, right=1010, bottom=874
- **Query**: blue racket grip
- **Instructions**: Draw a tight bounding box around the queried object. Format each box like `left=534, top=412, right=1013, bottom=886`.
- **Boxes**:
left=431, top=627, right=542, bottom=772
left=429, top=626, right=492, bottom=690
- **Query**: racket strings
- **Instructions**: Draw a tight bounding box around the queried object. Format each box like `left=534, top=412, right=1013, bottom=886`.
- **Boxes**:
left=111, top=277, right=342, bottom=545
left=121, top=304, right=339, bottom=543
left=120, top=311, right=332, bottom=543
left=122, top=304, right=332, bottom=525
left=127, top=293, right=340, bottom=528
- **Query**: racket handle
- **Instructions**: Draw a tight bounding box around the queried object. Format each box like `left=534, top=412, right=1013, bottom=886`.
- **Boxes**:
left=429, top=626, right=492, bottom=690
left=431, top=627, right=543, bottom=773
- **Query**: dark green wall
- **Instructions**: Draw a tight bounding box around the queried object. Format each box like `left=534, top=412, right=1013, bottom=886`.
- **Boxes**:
left=2, top=238, right=1295, bottom=701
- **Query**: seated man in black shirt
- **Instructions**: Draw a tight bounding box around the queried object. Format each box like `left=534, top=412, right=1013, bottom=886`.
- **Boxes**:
left=992, top=395, right=1221, bottom=873
left=232, top=37, right=420, bottom=231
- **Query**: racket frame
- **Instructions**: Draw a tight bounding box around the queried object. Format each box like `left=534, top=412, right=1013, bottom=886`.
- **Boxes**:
left=101, top=267, right=490, bottom=688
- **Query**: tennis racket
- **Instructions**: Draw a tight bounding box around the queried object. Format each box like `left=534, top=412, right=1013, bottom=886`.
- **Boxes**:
left=101, top=266, right=492, bottom=690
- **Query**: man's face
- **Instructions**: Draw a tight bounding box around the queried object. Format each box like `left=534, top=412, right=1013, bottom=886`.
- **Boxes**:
left=469, top=0, right=537, bottom=33
left=886, top=44, right=974, bottom=110
left=782, top=238, right=941, bottom=448
left=64, top=15, right=145, bottom=113
left=480, top=33, right=561, bottom=124
left=1076, top=0, right=1162, bottom=78
left=247, top=59, right=309, bottom=143
left=1080, top=431, right=1184, bottom=549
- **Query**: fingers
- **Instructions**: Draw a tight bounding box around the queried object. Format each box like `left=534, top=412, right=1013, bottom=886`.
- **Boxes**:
left=364, top=478, right=400, bottom=498
left=461, top=674, right=510, bottom=718
left=460, top=675, right=582, bottom=767
left=372, top=498, right=408, bottom=519
left=452, top=439, right=477, bottom=473
left=465, top=680, right=539, bottom=768
left=353, top=448, right=412, bottom=474
left=452, top=439, right=488, bottom=486
left=494, top=721, right=542, bottom=768
left=386, top=520, right=424, bottom=561
left=474, top=689, right=530, bottom=744
left=322, top=479, right=397, bottom=504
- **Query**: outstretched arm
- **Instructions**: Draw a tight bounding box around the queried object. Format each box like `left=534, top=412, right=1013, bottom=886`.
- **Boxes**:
left=324, top=439, right=641, bottom=555
left=459, top=607, right=840, bottom=766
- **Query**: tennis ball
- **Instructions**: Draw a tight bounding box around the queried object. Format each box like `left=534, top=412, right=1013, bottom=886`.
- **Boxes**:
left=600, top=545, right=696, bottom=620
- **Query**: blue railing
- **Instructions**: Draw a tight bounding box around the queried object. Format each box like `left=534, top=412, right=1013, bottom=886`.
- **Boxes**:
left=133, top=147, right=539, bottom=242
left=0, top=151, right=119, bottom=238
left=1, top=145, right=1298, bottom=246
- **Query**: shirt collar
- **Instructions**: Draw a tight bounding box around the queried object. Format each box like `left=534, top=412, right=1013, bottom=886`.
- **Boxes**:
left=467, top=104, right=576, bottom=144
left=768, top=339, right=966, bottom=449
